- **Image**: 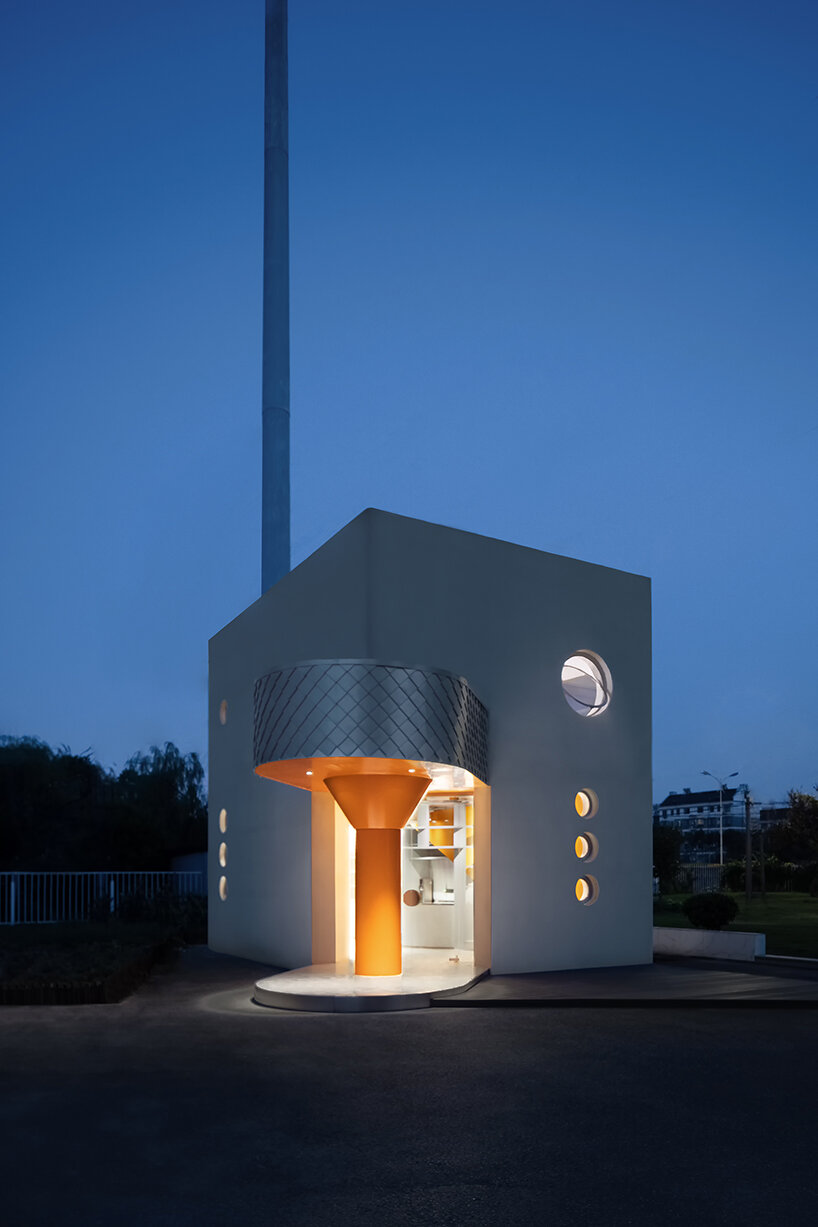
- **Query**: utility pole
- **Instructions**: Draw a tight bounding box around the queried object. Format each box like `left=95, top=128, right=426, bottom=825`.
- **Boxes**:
left=744, top=791, right=753, bottom=905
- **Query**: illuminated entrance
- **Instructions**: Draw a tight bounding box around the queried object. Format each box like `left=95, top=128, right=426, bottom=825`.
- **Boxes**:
left=402, top=767, right=475, bottom=959
left=252, top=660, right=489, bottom=979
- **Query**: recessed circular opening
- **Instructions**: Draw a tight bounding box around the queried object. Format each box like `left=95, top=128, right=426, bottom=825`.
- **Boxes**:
left=574, top=788, right=598, bottom=819
left=561, top=652, right=612, bottom=717
left=219, top=808, right=227, bottom=834
left=575, top=875, right=599, bottom=905
left=219, top=875, right=228, bottom=901
left=219, top=842, right=228, bottom=868
left=219, top=700, right=228, bottom=726
left=575, top=832, right=598, bottom=862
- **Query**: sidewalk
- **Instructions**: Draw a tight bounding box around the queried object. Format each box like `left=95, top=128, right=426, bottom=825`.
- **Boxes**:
left=436, top=954, right=818, bottom=1007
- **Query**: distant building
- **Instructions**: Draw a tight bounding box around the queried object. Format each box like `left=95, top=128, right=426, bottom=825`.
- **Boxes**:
left=654, top=786, right=743, bottom=832
left=654, top=788, right=790, bottom=835
left=759, top=804, right=791, bottom=827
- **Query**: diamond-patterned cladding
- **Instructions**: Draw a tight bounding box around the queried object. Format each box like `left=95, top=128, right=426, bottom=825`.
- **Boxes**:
left=254, top=661, right=489, bottom=783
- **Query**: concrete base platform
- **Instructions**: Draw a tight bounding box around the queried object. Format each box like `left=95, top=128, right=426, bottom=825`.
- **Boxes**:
left=254, top=948, right=485, bottom=1012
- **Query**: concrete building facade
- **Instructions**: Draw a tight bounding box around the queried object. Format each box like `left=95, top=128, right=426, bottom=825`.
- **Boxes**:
left=209, top=508, right=652, bottom=980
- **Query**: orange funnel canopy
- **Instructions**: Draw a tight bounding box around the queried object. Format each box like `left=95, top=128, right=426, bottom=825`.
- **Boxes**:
left=324, top=772, right=431, bottom=831
left=325, top=771, right=430, bottom=976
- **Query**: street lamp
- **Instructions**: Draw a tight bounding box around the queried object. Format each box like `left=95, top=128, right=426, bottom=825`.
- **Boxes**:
left=701, top=770, right=739, bottom=867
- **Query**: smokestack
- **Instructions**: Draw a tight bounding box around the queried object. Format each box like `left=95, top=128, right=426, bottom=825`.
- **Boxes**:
left=261, top=0, right=290, bottom=592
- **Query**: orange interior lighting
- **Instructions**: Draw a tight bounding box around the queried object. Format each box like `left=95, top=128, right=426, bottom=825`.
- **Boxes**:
left=429, top=807, right=457, bottom=861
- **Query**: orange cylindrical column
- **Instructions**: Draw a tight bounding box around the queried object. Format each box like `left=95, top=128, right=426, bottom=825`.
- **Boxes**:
left=324, top=771, right=431, bottom=977
left=354, top=828, right=402, bottom=976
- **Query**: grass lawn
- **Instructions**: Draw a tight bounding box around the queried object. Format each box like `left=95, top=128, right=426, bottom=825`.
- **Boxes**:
left=654, top=892, right=818, bottom=959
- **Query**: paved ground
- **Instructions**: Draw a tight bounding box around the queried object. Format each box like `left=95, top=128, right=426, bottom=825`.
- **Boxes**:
left=2, top=948, right=817, bottom=1226
left=443, top=955, right=818, bottom=1005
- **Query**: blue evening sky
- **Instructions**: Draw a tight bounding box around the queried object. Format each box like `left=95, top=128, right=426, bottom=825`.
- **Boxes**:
left=1, top=0, right=816, bottom=805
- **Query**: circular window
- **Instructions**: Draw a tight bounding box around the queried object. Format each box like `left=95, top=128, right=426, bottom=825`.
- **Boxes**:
left=575, top=875, right=599, bottom=905
left=219, top=842, right=228, bottom=868
left=575, top=832, right=598, bottom=862
left=219, top=700, right=228, bottom=726
left=574, top=789, right=598, bottom=819
left=219, top=875, right=228, bottom=901
left=219, top=808, right=227, bottom=834
left=561, top=652, right=612, bottom=717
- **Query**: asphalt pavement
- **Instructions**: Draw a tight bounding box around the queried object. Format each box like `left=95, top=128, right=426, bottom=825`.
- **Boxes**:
left=2, top=947, right=817, bottom=1226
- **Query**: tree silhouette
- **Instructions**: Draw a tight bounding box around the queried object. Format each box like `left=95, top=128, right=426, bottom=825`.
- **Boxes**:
left=0, top=736, right=206, bottom=870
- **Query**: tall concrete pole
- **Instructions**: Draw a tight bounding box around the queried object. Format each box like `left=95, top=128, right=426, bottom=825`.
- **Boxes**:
left=261, top=0, right=290, bottom=592
left=744, top=791, right=753, bottom=904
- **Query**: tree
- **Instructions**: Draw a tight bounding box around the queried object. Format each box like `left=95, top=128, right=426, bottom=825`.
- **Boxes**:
left=766, top=790, right=818, bottom=863
left=0, top=736, right=206, bottom=870
left=652, top=823, right=682, bottom=891
left=0, top=736, right=110, bottom=869
left=114, top=743, right=207, bottom=868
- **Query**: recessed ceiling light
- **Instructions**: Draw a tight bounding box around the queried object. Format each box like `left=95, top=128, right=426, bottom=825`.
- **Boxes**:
left=306, top=770, right=313, bottom=776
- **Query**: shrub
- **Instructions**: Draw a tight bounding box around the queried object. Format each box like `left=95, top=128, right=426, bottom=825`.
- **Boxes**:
left=117, top=890, right=154, bottom=922
left=682, top=892, right=739, bottom=930
left=653, top=897, right=683, bottom=914
left=720, top=861, right=746, bottom=892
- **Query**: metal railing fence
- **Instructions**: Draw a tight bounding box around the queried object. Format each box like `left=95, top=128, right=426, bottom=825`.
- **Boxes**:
left=0, top=871, right=205, bottom=926
left=669, top=864, right=799, bottom=894
left=676, top=864, right=724, bottom=894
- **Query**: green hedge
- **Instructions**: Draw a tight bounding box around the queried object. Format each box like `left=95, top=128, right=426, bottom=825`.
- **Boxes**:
left=719, top=858, right=818, bottom=893
left=0, top=939, right=173, bottom=1006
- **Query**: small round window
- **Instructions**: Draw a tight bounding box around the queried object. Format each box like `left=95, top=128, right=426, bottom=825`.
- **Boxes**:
left=575, top=833, right=598, bottom=862
left=574, top=789, right=598, bottom=819
left=575, top=875, right=599, bottom=905
left=561, top=652, right=612, bottom=717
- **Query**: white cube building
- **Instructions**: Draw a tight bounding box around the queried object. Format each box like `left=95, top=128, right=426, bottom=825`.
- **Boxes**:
left=208, top=507, right=652, bottom=992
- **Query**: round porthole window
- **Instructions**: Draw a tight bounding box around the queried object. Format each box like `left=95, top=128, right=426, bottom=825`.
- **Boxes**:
left=575, top=875, right=599, bottom=905
left=219, top=808, right=227, bottom=834
left=574, top=833, right=598, bottom=862
left=219, top=700, right=228, bottom=726
left=561, top=652, right=612, bottom=717
left=219, top=842, right=228, bottom=868
left=219, top=876, right=228, bottom=901
left=574, top=789, right=598, bottom=819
